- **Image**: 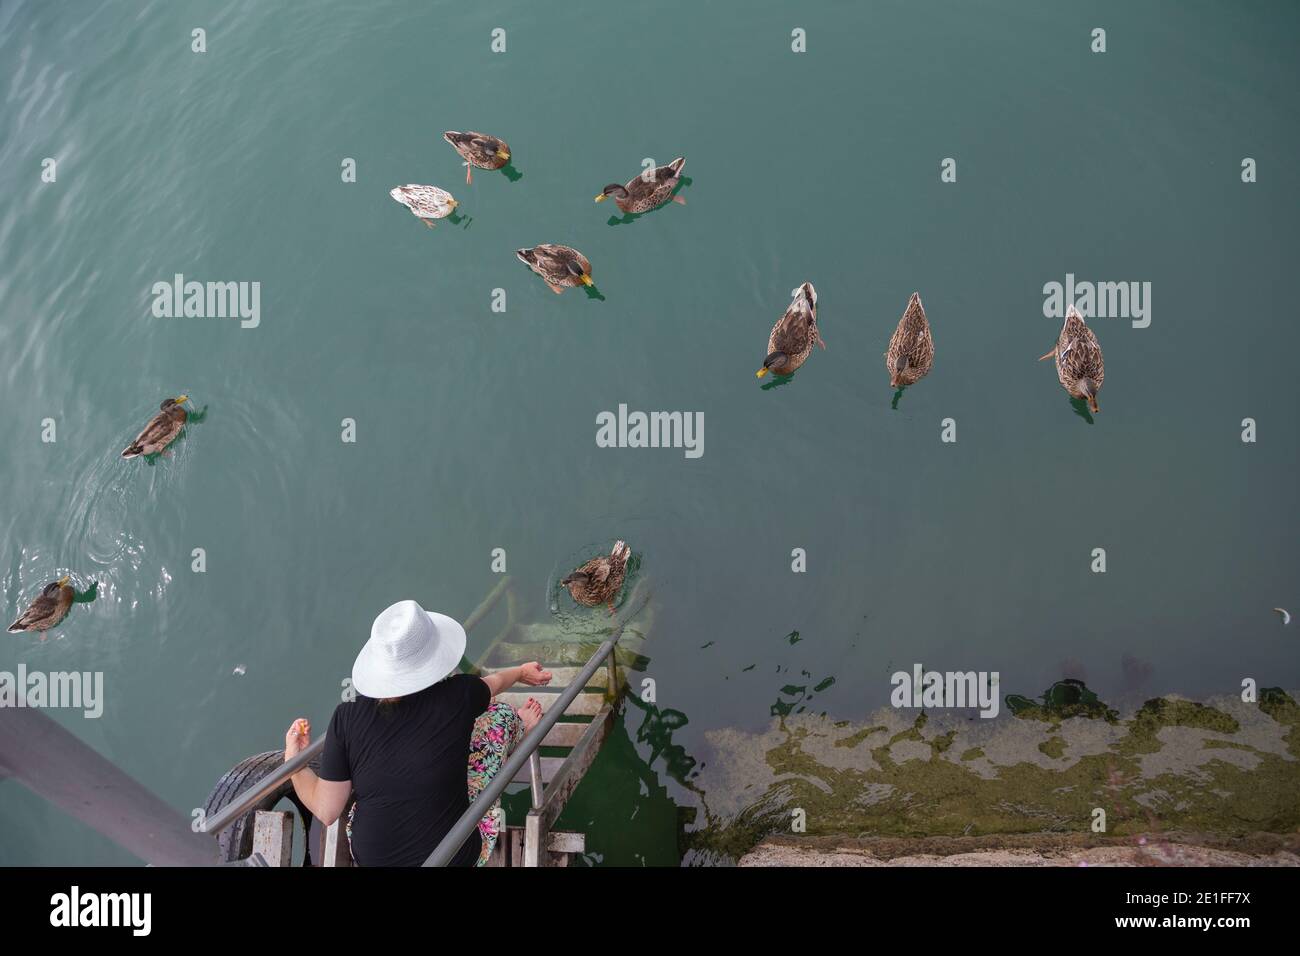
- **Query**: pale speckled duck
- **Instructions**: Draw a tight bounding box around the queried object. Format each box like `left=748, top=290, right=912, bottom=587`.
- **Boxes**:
left=595, top=157, right=686, bottom=213
left=757, top=283, right=822, bottom=378
left=1040, top=304, right=1104, bottom=412
left=561, top=540, right=631, bottom=615
left=389, top=185, right=459, bottom=227
left=442, top=131, right=510, bottom=184
left=121, top=396, right=188, bottom=459
left=516, top=245, right=593, bottom=294
left=885, top=293, right=934, bottom=388
left=8, top=577, right=73, bottom=633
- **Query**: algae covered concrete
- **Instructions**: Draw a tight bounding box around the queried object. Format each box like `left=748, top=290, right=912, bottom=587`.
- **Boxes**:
left=683, top=684, right=1300, bottom=864
left=738, top=834, right=1300, bottom=867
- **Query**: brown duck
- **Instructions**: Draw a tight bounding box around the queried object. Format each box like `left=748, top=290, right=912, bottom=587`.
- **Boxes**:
left=121, top=396, right=189, bottom=459
left=516, top=245, right=593, bottom=294
left=442, top=131, right=510, bottom=184
left=8, top=577, right=74, bottom=633
left=885, top=293, right=934, bottom=388
left=1040, top=305, right=1104, bottom=412
left=595, top=157, right=686, bottom=213
left=561, top=540, right=631, bottom=614
left=756, top=283, right=822, bottom=377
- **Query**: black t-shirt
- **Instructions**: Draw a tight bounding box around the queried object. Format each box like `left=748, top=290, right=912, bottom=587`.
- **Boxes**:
left=318, top=674, right=491, bottom=867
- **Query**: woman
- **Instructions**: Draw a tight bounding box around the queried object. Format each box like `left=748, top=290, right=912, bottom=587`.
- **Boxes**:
left=284, top=599, right=552, bottom=866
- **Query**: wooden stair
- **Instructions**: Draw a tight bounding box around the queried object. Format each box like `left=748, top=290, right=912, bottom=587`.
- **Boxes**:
left=474, top=580, right=650, bottom=866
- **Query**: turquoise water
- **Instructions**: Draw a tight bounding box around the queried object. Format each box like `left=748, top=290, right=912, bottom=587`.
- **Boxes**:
left=1, top=0, right=1297, bottom=865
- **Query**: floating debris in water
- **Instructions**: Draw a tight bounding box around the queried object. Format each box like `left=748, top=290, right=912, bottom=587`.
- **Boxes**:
left=1273, top=607, right=1291, bottom=625
left=232, top=664, right=246, bottom=676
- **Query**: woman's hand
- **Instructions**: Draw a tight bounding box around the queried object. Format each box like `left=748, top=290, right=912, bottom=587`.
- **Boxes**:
left=517, top=662, right=553, bottom=686
left=285, top=718, right=310, bottom=762
left=482, top=661, right=553, bottom=697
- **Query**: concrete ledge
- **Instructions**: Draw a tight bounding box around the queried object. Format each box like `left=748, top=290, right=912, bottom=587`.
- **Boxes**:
left=738, top=833, right=1300, bottom=867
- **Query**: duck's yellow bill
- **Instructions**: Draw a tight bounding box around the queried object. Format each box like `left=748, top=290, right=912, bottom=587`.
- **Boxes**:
left=594, top=193, right=607, bottom=202
left=756, top=367, right=769, bottom=378
left=57, top=576, right=70, bottom=586
left=175, top=394, right=189, bottom=404
left=580, top=275, right=594, bottom=287
left=497, top=149, right=510, bottom=161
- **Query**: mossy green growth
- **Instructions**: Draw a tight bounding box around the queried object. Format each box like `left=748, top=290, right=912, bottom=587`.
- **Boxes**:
left=1006, top=679, right=1119, bottom=724
left=835, top=725, right=888, bottom=748
left=1115, top=698, right=1238, bottom=756
left=685, top=683, right=1300, bottom=863
left=1258, top=688, right=1299, bottom=758
left=1038, top=736, right=1066, bottom=759
left=1259, top=688, right=1298, bottom=723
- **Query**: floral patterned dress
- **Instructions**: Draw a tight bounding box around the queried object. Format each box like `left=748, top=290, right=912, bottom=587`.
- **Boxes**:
left=464, top=700, right=526, bottom=865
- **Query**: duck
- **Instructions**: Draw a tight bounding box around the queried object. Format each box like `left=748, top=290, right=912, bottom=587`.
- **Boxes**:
left=121, top=396, right=189, bottom=459
left=595, top=157, right=686, bottom=213
left=8, top=577, right=74, bottom=633
left=442, top=131, right=511, bottom=184
left=516, top=245, right=593, bottom=294
left=389, top=185, right=458, bottom=227
left=885, top=293, right=934, bottom=388
left=757, top=283, right=822, bottom=377
left=1040, top=304, right=1104, bottom=413
left=561, top=541, right=632, bottom=615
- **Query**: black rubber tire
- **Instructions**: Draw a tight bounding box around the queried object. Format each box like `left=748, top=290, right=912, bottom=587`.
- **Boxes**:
left=203, top=750, right=319, bottom=865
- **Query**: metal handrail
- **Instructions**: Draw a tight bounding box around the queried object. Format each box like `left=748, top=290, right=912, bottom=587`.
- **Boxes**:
left=423, top=627, right=625, bottom=867
left=201, top=577, right=513, bottom=840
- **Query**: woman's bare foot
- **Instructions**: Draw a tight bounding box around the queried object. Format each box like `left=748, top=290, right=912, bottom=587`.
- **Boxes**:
left=518, top=697, right=543, bottom=733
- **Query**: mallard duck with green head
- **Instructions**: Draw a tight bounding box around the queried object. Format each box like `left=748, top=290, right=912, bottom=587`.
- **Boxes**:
left=121, top=396, right=189, bottom=459
left=516, top=245, right=593, bottom=294
left=595, top=157, right=686, bottom=213
left=8, top=577, right=74, bottom=633
left=757, top=283, right=822, bottom=378
left=442, top=131, right=511, bottom=184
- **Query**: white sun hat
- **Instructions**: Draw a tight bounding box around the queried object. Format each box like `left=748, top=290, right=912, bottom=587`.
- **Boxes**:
left=351, top=600, right=467, bottom=699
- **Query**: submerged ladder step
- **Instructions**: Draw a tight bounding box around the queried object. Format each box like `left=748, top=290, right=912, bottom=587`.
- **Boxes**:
left=485, top=827, right=585, bottom=867
left=495, top=690, right=605, bottom=718
left=510, top=755, right=567, bottom=784
left=539, top=722, right=587, bottom=748
left=483, top=665, right=611, bottom=690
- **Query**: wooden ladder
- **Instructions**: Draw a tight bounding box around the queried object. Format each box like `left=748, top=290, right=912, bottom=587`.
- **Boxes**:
left=482, top=658, right=624, bottom=867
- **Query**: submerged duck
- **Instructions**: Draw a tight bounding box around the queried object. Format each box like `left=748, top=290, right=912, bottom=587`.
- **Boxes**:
left=442, top=131, right=511, bottom=184
left=8, top=577, right=74, bottom=633
left=121, top=396, right=188, bottom=459
left=561, top=541, right=632, bottom=614
left=516, top=245, right=593, bottom=294
left=389, top=185, right=458, bottom=227
left=757, top=283, right=822, bottom=377
left=885, top=293, right=934, bottom=388
left=1040, top=304, right=1104, bottom=412
left=595, top=157, right=686, bottom=213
